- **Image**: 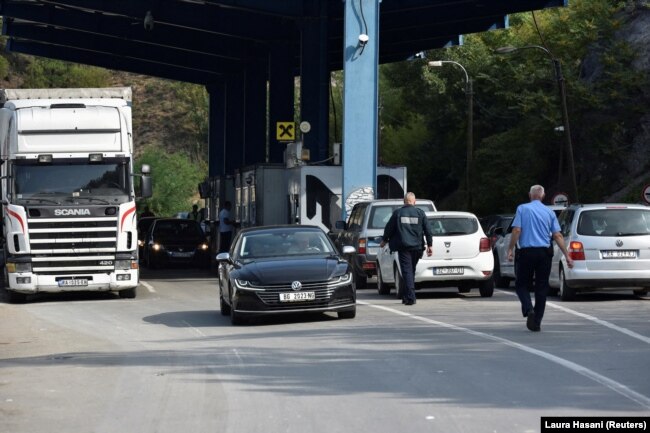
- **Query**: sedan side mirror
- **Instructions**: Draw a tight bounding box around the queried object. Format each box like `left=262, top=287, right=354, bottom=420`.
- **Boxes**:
left=342, top=245, right=356, bottom=254
left=216, top=252, right=230, bottom=262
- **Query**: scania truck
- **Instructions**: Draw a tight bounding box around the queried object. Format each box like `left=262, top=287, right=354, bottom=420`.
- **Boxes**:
left=0, top=87, right=151, bottom=302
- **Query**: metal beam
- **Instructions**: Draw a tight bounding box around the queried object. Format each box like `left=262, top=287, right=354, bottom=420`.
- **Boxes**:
left=6, top=39, right=223, bottom=85
left=5, top=22, right=250, bottom=76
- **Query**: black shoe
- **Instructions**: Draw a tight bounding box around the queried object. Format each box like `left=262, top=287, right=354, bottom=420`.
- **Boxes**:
left=405, top=300, right=414, bottom=305
left=526, top=310, right=538, bottom=331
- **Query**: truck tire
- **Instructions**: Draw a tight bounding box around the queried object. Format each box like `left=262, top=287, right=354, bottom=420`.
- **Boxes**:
left=118, top=287, right=137, bottom=298
left=4, top=288, right=27, bottom=303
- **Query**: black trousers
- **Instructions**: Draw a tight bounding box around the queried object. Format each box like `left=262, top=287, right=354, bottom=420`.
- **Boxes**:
left=398, top=249, right=422, bottom=302
left=219, top=231, right=232, bottom=253
left=514, top=247, right=552, bottom=325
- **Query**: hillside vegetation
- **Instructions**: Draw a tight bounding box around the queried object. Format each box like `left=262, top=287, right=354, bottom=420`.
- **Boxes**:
left=0, top=0, right=648, bottom=216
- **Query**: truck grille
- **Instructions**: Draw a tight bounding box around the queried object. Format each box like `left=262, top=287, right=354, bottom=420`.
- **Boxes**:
left=28, top=217, right=118, bottom=275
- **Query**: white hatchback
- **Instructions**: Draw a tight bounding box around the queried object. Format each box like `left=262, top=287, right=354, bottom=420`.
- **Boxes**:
left=549, top=203, right=650, bottom=300
left=376, top=211, right=494, bottom=297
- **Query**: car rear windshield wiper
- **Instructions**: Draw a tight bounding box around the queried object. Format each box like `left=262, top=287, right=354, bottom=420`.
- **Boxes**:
left=615, top=232, right=649, bottom=236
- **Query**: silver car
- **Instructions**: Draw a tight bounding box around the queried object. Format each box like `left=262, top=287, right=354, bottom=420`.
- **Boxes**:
left=549, top=203, right=650, bottom=300
left=492, top=204, right=567, bottom=288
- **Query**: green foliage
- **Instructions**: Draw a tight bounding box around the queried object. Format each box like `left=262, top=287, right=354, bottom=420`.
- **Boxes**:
left=169, top=82, right=209, bottom=162
left=22, top=58, right=110, bottom=88
left=135, top=146, right=207, bottom=217
left=379, top=0, right=648, bottom=212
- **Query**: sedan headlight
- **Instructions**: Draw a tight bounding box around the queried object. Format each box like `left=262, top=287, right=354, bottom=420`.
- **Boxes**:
left=199, top=243, right=209, bottom=251
left=234, top=279, right=264, bottom=291
left=152, top=243, right=164, bottom=251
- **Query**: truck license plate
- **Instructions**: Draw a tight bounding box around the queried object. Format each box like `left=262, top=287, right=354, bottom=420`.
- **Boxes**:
left=279, top=291, right=316, bottom=302
left=58, top=279, right=88, bottom=287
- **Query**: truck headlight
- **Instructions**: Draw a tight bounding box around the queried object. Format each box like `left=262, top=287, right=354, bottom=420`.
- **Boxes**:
left=6, top=262, right=32, bottom=273
left=115, top=260, right=132, bottom=270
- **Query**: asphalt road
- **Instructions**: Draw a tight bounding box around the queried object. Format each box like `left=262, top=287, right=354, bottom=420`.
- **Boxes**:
left=1, top=269, right=649, bottom=433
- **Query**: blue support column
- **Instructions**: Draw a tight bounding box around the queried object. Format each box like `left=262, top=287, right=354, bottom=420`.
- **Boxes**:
left=269, top=44, right=296, bottom=163
left=300, top=0, right=329, bottom=163
left=342, top=0, right=380, bottom=219
left=225, top=74, right=245, bottom=173
left=207, top=81, right=226, bottom=177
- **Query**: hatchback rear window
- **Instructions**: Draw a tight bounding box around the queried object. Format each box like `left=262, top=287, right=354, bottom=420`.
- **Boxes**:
left=577, top=209, right=650, bottom=237
left=368, top=204, right=433, bottom=229
left=428, top=217, right=478, bottom=236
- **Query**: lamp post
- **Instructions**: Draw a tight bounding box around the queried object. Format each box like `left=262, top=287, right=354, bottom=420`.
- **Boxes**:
left=428, top=60, right=473, bottom=210
left=495, top=45, right=579, bottom=203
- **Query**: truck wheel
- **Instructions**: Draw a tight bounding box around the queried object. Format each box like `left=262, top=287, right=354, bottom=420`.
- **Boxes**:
left=4, top=288, right=27, bottom=303
left=119, top=287, right=137, bottom=299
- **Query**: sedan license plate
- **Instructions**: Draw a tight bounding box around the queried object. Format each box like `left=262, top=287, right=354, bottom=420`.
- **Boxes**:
left=279, top=291, right=316, bottom=302
left=58, top=279, right=88, bottom=287
left=169, top=251, right=193, bottom=258
left=602, top=250, right=637, bottom=259
left=434, top=267, right=464, bottom=275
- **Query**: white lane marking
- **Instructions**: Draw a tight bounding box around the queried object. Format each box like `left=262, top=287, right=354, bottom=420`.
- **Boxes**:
left=497, top=289, right=650, bottom=345
left=181, top=320, right=206, bottom=337
left=358, top=301, right=650, bottom=409
left=140, top=280, right=156, bottom=293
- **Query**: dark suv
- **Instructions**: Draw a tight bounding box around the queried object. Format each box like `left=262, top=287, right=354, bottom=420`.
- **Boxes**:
left=333, top=199, right=436, bottom=288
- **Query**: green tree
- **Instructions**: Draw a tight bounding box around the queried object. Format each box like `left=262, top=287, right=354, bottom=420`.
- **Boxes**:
left=135, top=146, right=207, bottom=217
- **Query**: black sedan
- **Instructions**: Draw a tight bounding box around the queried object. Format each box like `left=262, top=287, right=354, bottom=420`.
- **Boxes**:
left=216, top=225, right=357, bottom=325
left=142, top=218, right=210, bottom=269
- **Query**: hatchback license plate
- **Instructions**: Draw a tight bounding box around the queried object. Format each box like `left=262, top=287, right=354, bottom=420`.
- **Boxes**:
left=279, top=291, right=316, bottom=302
left=434, top=267, right=464, bottom=275
left=58, top=279, right=88, bottom=287
left=602, top=250, right=637, bottom=259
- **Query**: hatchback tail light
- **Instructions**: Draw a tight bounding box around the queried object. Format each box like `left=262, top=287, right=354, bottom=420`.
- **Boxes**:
left=569, top=241, right=585, bottom=260
left=358, top=238, right=367, bottom=254
left=479, top=237, right=490, bottom=252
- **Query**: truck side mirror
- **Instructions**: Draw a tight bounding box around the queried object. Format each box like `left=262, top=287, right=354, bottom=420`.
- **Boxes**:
left=138, top=165, right=152, bottom=198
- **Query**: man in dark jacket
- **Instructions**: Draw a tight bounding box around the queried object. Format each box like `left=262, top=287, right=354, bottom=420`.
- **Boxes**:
left=380, top=192, right=433, bottom=305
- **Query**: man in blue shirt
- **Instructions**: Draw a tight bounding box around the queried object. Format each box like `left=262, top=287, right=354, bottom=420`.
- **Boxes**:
left=507, top=185, right=573, bottom=331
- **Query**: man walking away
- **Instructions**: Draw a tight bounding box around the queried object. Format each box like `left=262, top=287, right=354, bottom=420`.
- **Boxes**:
left=507, top=185, right=573, bottom=332
left=380, top=192, right=433, bottom=305
left=218, top=201, right=234, bottom=253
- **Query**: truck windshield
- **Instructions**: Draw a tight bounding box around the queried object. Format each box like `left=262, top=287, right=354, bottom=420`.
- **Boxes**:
left=13, top=161, right=130, bottom=203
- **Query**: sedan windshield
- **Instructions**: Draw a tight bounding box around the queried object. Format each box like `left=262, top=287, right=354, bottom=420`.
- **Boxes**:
left=238, top=229, right=335, bottom=259
left=13, top=160, right=130, bottom=203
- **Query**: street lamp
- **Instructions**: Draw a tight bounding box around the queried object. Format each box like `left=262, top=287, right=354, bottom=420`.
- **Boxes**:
left=428, top=60, right=473, bottom=210
left=495, top=45, right=579, bottom=203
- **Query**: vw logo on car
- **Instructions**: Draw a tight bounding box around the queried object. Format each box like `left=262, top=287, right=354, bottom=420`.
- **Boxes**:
left=291, top=281, right=302, bottom=291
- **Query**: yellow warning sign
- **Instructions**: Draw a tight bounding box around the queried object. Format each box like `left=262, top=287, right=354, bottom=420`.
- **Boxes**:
left=276, top=121, right=295, bottom=141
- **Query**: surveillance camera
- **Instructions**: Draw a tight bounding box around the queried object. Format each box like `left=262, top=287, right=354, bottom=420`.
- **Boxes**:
left=358, top=34, right=369, bottom=46
left=144, top=10, right=154, bottom=31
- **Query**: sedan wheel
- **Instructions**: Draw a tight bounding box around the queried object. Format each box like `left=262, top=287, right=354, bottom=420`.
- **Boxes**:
left=356, top=273, right=368, bottom=290
left=493, top=256, right=510, bottom=288
left=338, top=307, right=356, bottom=319
left=479, top=278, right=494, bottom=297
left=394, top=267, right=404, bottom=299
left=377, top=263, right=391, bottom=295
left=220, top=289, right=231, bottom=316
left=559, top=267, right=576, bottom=301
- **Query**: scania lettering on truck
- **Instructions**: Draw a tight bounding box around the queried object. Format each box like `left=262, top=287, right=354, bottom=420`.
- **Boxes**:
left=0, top=87, right=152, bottom=302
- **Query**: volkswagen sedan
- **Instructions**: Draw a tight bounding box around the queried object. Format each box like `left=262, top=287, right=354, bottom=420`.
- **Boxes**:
left=216, top=225, right=356, bottom=325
